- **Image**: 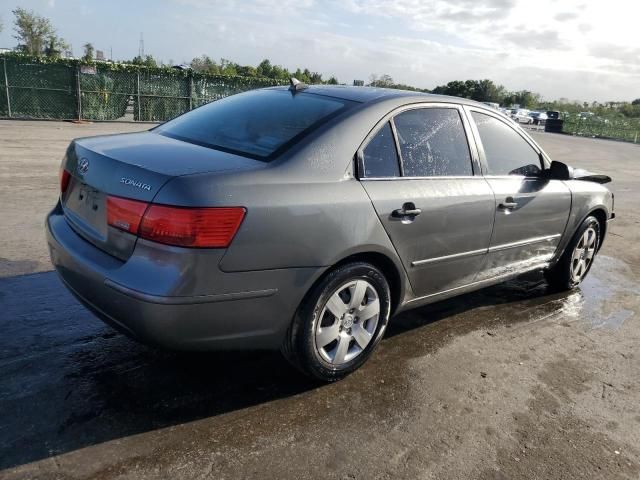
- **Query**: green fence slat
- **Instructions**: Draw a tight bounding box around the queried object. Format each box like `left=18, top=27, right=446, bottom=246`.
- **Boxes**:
left=562, top=116, right=640, bottom=143
left=0, top=55, right=287, bottom=122
left=4, top=58, right=76, bottom=119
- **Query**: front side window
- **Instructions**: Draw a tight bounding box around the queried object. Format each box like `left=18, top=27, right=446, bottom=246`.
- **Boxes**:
left=471, top=112, right=542, bottom=176
left=155, top=89, right=354, bottom=161
left=393, top=108, right=473, bottom=177
left=362, top=122, right=400, bottom=177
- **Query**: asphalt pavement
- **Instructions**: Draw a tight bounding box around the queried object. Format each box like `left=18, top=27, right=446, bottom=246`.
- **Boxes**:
left=0, top=121, right=638, bottom=479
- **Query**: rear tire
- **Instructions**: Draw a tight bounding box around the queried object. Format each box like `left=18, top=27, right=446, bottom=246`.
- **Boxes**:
left=545, top=216, right=600, bottom=291
left=282, top=262, right=391, bottom=382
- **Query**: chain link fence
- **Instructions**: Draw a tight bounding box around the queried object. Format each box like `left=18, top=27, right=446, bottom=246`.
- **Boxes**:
left=0, top=56, right=286, bottom=122
left=562, top=116, right=640, bottom=143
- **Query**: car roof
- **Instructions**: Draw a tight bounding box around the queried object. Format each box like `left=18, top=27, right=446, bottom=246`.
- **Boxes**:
left=266, top=85, right=487, bottom=108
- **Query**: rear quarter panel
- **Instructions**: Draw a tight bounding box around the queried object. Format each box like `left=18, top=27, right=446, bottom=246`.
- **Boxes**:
left=156, top=171, right=402, bottom=269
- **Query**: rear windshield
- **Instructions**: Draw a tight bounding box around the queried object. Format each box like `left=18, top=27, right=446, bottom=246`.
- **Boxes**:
left=155, top=89, right=355, bottom=161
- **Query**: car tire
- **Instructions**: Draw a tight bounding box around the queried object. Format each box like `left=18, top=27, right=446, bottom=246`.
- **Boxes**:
left=545, top=216, right=601, bottom=291
left=282, top=262, right=391, bottom=382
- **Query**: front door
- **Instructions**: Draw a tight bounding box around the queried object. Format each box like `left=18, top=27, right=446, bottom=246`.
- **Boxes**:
left=359, top=105, right=495, bottom=297
left=467, top=109, right=571, bottom=280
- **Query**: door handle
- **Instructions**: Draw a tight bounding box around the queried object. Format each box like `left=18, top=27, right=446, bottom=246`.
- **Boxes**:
left=392, top=202, right=422, bottom=218
left=498, top=197, right=518, bottom=210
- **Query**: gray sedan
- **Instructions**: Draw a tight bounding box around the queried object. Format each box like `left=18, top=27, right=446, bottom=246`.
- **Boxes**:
left=46, top=83, right=614, bottom=381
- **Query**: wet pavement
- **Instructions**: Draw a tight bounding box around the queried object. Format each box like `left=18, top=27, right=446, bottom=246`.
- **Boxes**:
left=0, top=122, right=639, bottom=479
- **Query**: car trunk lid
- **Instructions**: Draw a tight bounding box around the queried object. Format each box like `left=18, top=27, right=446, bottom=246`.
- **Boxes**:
left=61, top=131, right=263, bottom=260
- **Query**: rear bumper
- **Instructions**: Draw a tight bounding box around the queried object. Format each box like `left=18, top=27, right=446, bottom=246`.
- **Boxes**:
left=45, top=204, right=323, bottom=351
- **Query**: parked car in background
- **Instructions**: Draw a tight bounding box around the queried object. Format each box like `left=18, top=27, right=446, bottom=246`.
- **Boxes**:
left=529, top=111, right=548, bottom=125
left=512, top=108, right=533, bottom=124
left=46, top=84, right=614, bottom=382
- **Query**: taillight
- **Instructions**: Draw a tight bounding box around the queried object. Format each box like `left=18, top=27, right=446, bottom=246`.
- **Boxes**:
left=107, top=196, right=148, bottom=234
left=139, top=205, right=245, bottom=248
left=60, top=168, right=71, bottom=194
left=106, top=195, right=245, bottom=248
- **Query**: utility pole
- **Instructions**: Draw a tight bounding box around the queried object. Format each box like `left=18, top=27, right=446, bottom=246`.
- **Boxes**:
left=139, top=32, right=144, bottom=58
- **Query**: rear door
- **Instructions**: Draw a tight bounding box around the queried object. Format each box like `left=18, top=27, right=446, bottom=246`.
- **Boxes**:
left=359, top=104, right=495, bottom=297
left=465, top=108, right=571, bottom=280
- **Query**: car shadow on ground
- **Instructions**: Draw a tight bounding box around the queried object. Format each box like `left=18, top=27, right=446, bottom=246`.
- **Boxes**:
left=0, top=269, right=565, bottom=470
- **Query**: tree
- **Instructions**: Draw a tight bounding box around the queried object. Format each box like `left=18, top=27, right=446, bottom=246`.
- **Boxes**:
left=256, top=59, right=273, bottom=78
left=131, top=54, right=158, bottom=67
left=432, top=80, right=469, bottom=97
left=219, top=58, right=237, bottom=76
left=235, top=65, right=257, bottom=77
left=620, top=103, right=640, bottom=118
left=431, top=79, right=505, bottom=103
left=503, top=90, right=540, bottom=109
left=368, top=73, right=429, bottom=92
left=369, top=74, right=394, bottom=87
left=190, top=55, right=338, bottom=84
left=309, top=71, right=323, bottom=84
left=13, top=8, right=67, bottom=56
left=43, top=35, right=68, bottom=58
left=270, top=64, right=286, bottom=80
left=474, top=79, right=506, bottom=103
left=294, top=68, right=310, bottom=83
left=82, top=42, right=94, bottom=62
left=190, top=55, right=218, bottom=74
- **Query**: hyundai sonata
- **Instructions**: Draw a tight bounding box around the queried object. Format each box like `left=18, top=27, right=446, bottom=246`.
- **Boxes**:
left=46, top=82, right=614, bottom=381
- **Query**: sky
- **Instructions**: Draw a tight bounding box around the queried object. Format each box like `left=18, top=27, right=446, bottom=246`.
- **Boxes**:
left=1, top=0, right=639, bottom=102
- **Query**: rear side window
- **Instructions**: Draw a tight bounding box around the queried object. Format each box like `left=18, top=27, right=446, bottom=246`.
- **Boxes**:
left=471, top=112, right=542, bottom=176
left=393, top=108, right=473, bottom=177
left=362, top=122, right=400, bottom=177
left=155, top=89, right=354, bottom=161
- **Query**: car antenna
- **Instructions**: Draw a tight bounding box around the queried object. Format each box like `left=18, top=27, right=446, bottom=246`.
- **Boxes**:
left=289, top=77, right=308, bottom=93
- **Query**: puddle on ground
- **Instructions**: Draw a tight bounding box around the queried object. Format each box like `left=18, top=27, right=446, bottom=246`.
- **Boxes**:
left=558, top=255, right=636, bottom=330
left=385, top=254, right=636, bottom=360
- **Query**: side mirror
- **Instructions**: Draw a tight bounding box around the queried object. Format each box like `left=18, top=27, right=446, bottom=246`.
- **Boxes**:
left=545, top=160, right=572, bottom=180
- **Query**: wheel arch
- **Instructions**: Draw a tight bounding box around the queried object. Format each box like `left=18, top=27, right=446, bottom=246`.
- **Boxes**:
left=303, top=250, right=408, bottom=317
left=334, top=251, right=405, bottom=314
left=588, top=207, right=608, bottom=251
left=551, top=204, right=609, bottom=268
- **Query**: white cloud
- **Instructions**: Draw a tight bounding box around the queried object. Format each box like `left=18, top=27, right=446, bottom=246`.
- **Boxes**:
left=166, top=0, right=640, bottom=100
left=339, top=0, right=640, bottom=99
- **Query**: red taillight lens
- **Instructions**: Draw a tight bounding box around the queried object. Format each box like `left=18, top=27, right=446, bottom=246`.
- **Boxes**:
left=106, top=196, right=245, bottom=248
left=107, top=196, right=148, bottom=234
left=60, top=168, right=71, bottom=194
left=139, top=205, right=246, bottom=248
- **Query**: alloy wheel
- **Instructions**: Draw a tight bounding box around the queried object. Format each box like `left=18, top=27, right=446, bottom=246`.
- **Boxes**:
left=314, top=279, right=380, bottom=365
left=570, top=226, right=598, bottom=282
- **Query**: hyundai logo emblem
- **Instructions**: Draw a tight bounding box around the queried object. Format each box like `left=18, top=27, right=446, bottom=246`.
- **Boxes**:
left=77, top=158, right=90, bottom=175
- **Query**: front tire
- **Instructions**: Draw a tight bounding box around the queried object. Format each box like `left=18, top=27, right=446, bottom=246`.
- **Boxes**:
left=545, top=216, right=600, bottom=291
left=282, top=262, right=391, bottom=382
